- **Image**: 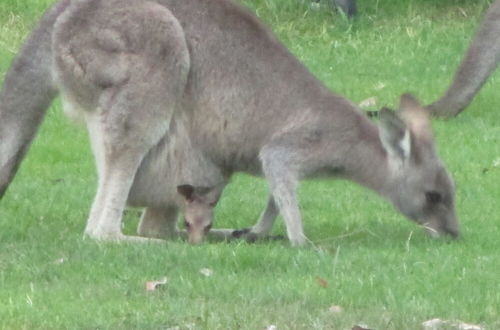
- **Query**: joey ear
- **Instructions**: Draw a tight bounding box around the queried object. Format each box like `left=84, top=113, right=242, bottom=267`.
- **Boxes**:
left=196, top=185, right=224, bottom=205
left=194, top=186, right=212, bottom=196
left=379, top=108, right=411, bottom=161
left=177, top=184, right=195, bottom=202
left=177, top=184, right=222, bottom=203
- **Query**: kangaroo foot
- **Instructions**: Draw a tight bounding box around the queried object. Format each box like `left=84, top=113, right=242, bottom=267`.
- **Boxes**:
left=231, top=228, right=285, bottom=243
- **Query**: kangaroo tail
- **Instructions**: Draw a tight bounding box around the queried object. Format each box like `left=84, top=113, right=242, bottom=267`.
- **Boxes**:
left=429, top=1, right=500, bottom=117
left=0, top=1, right=69, bottom=198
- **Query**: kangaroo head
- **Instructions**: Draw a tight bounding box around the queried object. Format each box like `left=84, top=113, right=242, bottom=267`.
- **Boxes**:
left=379, top=94, right=459, bottom=238
left=177, top=184, right=222, bottom=244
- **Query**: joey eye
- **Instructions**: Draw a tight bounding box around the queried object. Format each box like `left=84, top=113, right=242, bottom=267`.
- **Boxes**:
left=426, top=191, right=442, bottom=204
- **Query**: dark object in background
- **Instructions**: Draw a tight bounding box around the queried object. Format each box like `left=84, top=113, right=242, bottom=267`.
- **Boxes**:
left=311, top=0, right=357, bottom=17
left=333, top=0, right=357, bottom=17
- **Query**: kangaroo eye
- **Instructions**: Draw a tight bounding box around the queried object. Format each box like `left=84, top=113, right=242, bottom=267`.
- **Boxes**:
left=426, top=191, right=442, bottom=204
left=184, top=220, right=191, bottom=229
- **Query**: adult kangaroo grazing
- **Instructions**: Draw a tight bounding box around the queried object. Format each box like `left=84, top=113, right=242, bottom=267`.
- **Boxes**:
left=0, top=0, right=459, bottom=246
left=429, top=0, right=500, bottom=117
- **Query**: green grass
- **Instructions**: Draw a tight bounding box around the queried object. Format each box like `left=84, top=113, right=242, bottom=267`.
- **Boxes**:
left=1, top=0, right=500, bottom=328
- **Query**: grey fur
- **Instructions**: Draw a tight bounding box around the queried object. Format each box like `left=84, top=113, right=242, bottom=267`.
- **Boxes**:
left=1, top=0, right=458, bottom=246
left=429, top=0, right=500, bottom=117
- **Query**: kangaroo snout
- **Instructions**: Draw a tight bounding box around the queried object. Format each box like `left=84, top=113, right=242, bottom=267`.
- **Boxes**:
left=187, top=229, right=204, bottom=245
left=422, top=215, right=460, bottom=239
left=186, top=221, right=213, bottom=244
left=424, top=225, right=460, bottom=239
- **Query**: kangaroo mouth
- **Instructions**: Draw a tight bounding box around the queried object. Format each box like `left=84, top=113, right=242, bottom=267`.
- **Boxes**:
left=423, top=224, right=459, bottom=239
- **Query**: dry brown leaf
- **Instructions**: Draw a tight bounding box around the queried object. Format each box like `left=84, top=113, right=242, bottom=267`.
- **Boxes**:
left=145, top=277, right=168, bottom=291
left=316, top=277, right=328, bottom=288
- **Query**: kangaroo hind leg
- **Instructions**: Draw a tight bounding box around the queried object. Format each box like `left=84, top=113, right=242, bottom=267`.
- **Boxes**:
left=52, top=2, right=190, bottom=242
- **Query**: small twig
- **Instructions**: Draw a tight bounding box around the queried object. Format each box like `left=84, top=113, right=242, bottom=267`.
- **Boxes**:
left=405, top=230, right=414, bottom=252
left=313, top=228, right=379, bottom=243
left=332, top=245, right=341, bottom=276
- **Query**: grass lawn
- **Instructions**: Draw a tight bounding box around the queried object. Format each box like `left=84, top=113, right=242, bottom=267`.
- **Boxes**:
left=1, top=0, right=499, bottom=328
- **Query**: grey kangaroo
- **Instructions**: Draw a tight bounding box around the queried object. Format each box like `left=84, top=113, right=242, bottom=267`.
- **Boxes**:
left=0, top=0, right=459, bottom=246
left=429, top=0, right=500, bottom=117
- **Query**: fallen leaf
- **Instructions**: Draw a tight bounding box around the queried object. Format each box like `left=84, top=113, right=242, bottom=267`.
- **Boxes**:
left=145, top=277, right=168, bottom=291
left=422, top=318, right=483, bottom=330
left=199, top=268, right=214, bottom=277
left=328, top=305, right=343, bottom=313
left=457, top=322, right=482, bottom=330
left=493, top=157, right=500, bottom=167
left=316, top=277, right=328, bottom=288
left=359, top=97, right=377, bottom=109
left=422, top=318, right=444, bottom=329
left=374, top=82, right=386, bottom=90
left=53, top=258, right=65, bottom=264
left=352, top=324, right=371, bottom=330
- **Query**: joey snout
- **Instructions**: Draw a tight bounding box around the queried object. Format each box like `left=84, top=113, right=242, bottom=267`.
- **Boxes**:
left=185, top=220, right=212, bottom=245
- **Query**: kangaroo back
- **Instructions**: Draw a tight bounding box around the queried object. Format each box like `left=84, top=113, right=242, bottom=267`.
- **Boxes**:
left=0, top=0, right=70, bottom=198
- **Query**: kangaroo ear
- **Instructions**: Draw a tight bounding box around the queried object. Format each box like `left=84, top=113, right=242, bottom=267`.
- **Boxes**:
left=379, top=107, right=411, bottom=162
left=177, top=184, right=195, bottom=202
left=398, top=93, right=433, bottom=141
left=399, top=93, right=421, bottom=110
